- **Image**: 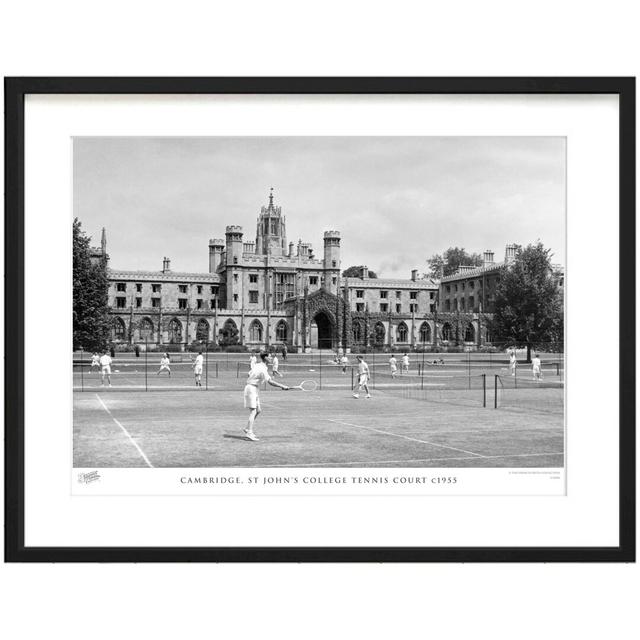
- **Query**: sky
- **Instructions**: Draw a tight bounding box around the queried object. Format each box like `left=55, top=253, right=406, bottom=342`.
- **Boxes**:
left=73, top=137, right=566, bottom=278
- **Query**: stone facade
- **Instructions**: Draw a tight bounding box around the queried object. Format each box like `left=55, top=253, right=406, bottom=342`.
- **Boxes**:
left=102, top=191, right=556, bottom=351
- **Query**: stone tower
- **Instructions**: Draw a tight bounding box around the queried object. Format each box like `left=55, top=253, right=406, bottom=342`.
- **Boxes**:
left=208, top=238, right=224, bottom=273
left=225, top=225, right=243, bottom=309
left=323, top=230, right=341, bottom=294
left=255, top=188, right=287, bottom=256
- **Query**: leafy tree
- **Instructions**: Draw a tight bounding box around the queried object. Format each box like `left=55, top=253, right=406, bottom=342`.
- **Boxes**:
left=73, top=218, right=111, bottom=351
left=342, top=265, right=378, bottom=278
left=490, top=242, right=563, bottom=361
left=219, top=320, right=240, bottom=345
left=427, top=247, right=483, bottom=278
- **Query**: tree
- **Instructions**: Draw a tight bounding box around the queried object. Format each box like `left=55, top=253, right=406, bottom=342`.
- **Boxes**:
left=73, top=218, right=111, bottom=351
left=490, top=242, right=564, bottom=361
left=342, top=265, right=378, bottom=278
left=427, top=247, right=483, bottom=278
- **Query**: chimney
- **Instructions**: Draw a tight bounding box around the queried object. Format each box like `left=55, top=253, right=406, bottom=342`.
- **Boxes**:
left=483, top=250, right=494, bottom=267
left=162, top=257, right=171, bottom=273
left=361, top=265, right=369, bottom=280
left=289, top=241, right=294, bottom=257
left=411, top=269, right=418, bottom=281
left=504, top=244, right=517, bottom=265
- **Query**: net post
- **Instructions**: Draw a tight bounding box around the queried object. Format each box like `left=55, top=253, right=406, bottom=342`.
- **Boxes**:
left=514, top=365, right=517, bottom=389
left=319, top=353, right=322, bottom=390
left=468, top=351, right=471, bottom=390
left=421, top=370, right=424, bottom=390
left=351, top=367, right=354, bottom=390
left=145, top=340, right=148, bottom=392
left=205, top=342, right=209, bottom=390
left=216, top=362, right=219, bottom=378
left=482, top=373, right=486, bottom=408
left=80, top=349, right=84, bottom=392
left=494, top=374, right=498, bottom=409
left=236, top=361, right=240, bottom=378
left=556, top=362, right=559, bottom=376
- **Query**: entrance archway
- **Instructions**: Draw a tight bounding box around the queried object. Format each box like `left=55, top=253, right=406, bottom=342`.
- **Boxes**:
left=311, top=311, right=333, bottom=349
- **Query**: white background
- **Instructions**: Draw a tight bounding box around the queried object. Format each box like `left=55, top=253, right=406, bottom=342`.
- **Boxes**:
left=1, top=1, right=638, bottom=639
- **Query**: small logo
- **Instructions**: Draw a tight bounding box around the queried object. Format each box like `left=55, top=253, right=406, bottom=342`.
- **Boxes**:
left=78, top=470, right=101, bottom=484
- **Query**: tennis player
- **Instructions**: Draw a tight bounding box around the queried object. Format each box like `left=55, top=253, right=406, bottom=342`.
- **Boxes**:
left=99, top=351, right=112, bottom=387
left=271, top=354, right=283, bottom=377
left=389, top=355, right=398, bottom=378
left=401, top=352, right=410, bottom=374
left=531, top=354, right=542, bottom=382
left=509, top=349, right=517, bottom=376
left=90, top=352, right=100, bottom=372
left=157, top=353, right=171, bottom=376
left=243, top=351, right=289, bottom=441
left=340, top=354, right=349, bottom=374
left=249, top=353, right=257, bottom=369
left=353, top=355, right=371, bottom=399
left=193, top=351, right=204, bottom=387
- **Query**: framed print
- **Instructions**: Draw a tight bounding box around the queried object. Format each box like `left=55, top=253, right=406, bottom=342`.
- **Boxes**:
left=4, top=77, right=635, bottom=562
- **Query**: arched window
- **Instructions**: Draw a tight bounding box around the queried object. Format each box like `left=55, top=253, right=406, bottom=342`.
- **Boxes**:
left=442, top=322, right=452, bottom=341
left=249, top=319, right=263, bottom=342
left=168, top=318, right=182, bottom=343
left=464, top=323, right=475, bottom=342
left=419, top=322, right=431, bottom=343
left=374, top=322, right=385, bottom=345
left=397, top=322, right=408, bottom=343
left=196, top=318, right=209, bottom=342
left=113, top=317, right=126, bottom=341
left=139, top=317, right=153, bottom=341
left=352, top=320, right=363, bottom=344
left=276, top=320, right=288, bottom=342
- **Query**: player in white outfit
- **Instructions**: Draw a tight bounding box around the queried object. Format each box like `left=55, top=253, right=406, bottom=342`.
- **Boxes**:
left=271, top=354, right=283, bottom=377
left=531, top=354, right=542, bottom=382
left=90, top=353, right=100, bottom=372
left=99, top=352, right=112, bottom=387
left=243, top=352, right=289, bottom=441
left=340, top=355, right=349, bottom=374
left=353, top=355, right=371, bottom=399
left=509, top=349, right=517, bottom=377
left=401, top=353, right=410, bottom=374
left=389, top=355, right=398, bottom=378
left=249, top=354, right=257, bottom=369
left=193, top=352, right=204, bottom=387
left=157, top=353, right=171, bottom=377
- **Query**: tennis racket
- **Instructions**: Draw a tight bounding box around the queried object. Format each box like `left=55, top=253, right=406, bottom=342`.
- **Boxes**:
left=290, top=380, right=317, bottom=392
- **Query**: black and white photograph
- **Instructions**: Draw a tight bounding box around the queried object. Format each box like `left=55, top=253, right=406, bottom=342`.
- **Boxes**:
left=72, top=136, right=566, bottom=476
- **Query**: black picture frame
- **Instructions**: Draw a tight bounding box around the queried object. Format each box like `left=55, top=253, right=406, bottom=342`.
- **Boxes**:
left=4, top=77, right=635, bottom=563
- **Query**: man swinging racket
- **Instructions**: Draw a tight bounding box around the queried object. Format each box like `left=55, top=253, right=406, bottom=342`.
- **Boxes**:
left=243, top=351, right=290, bottom=441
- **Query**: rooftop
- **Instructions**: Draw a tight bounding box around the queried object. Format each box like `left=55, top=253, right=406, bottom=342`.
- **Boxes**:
left=108, top=269, right=222, bottom=283
left=440, top=262, right=504, bottom=283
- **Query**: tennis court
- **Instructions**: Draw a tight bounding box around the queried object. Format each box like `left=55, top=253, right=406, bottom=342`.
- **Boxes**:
left=73, top=351, right=564, bottom=468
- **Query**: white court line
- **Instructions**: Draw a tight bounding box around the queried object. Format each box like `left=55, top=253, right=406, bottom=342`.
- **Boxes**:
left=326, top=419, right=486, bottom=458
left=95, top=394, right=154, bottom=468
left=257, top=451, right=564, bottom=468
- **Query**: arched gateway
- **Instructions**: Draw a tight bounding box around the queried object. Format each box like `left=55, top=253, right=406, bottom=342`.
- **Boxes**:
left=311, top=311, right=334, bottom=349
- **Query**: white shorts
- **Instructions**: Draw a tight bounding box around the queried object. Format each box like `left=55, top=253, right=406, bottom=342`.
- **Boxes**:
left=194, top=366, right=203, bottom=375
left=244, top=384, right=261, bottom=410
left=272, top=366, right=279, bottom=373
left=390, top=365, right=397, bottom=372
left=160, top=364, right=170, bottom=371
left=101, top=365, right=111, bottom=375
left=533, top=366, right=541, bottom=375
left=358, top=373, right=368, bottom=385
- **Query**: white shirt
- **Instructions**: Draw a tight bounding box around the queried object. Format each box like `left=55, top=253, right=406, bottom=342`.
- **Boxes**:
left=358, top=361, right=369, bottom=376
left=532, top=357, right=541, bottom=369
left=99, top=355, right=112, bottom=367
left=402, top=355, right=409, bottom=366
left=194, top=354, right=204, bottom=368
left=247, top=362, right=271, bottom=386
left=272, top=356, right=279, bottom=368
left=249, top=356, right=257, bottom=366
left=389, top=357, right=397, bottom=368
left=510, top=353, right=517, bottom=362
left=160, top=357, right=170, bottom=366
left=340, top=357, right=349, bottom=365
left=91, top=355, right=100, bottom=364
